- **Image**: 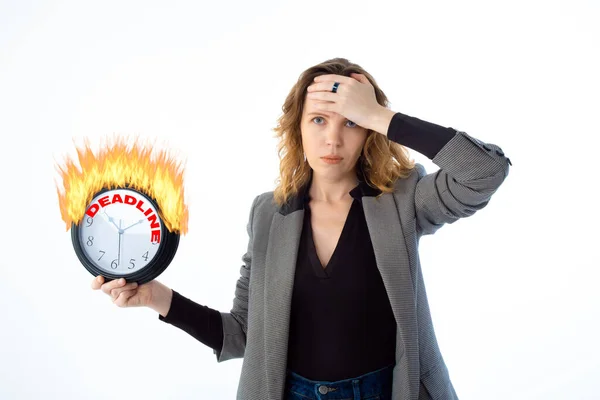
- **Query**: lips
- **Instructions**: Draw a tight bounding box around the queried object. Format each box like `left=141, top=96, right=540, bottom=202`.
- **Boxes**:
left=321, top=156, right=342, bottom=160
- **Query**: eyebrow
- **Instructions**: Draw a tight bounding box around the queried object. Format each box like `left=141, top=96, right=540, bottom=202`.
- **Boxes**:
left=306, top=112, right=347, bottom=119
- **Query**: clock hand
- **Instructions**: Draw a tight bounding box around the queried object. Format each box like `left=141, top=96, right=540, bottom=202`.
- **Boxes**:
left=103, top=210, right=122, bottom=232
left=118, top=219, right=122, bottom=266
left=122, top=219, right=145, bottom=232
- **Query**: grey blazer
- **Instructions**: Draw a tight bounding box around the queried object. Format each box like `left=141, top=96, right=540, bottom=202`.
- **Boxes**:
left=213, top=130, right=511, bottom=400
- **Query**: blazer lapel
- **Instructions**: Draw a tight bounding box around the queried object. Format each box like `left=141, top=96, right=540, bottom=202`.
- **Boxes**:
left=362, top=194, right=420, bottom=399
left=264, top=209, right=304, bottom=399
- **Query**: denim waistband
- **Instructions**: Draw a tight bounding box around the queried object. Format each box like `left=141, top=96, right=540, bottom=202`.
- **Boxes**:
left=285, top=363, right=395, bottom=399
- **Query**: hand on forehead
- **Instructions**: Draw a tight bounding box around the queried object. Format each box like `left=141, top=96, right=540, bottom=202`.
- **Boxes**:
left=305, top=98, right=340, bottom=117
left=304, top=73, right=374, bottom=126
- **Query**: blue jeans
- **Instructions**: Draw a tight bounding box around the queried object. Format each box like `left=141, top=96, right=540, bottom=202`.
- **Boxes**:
left=284, top=363, right=395, bottom=400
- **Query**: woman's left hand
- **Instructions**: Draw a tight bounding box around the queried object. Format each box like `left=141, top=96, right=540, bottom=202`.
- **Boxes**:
left=306, top=73, right=382, bottom=131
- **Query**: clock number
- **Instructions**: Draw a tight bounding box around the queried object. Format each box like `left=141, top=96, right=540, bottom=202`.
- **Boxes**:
left=98, top=250, right=105, bottom=261
left=111, top=259, right=118, bottom=269
left=86, top=236, right=94, bottom=246
left=86, top=217, right=94, bottom=227
left=142, top=251, right=149, bottom=262
left=129, top=259, right=136, bottom=269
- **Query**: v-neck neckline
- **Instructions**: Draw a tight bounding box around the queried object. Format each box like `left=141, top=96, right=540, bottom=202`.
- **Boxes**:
left=306, top=200, right=356, bottom=278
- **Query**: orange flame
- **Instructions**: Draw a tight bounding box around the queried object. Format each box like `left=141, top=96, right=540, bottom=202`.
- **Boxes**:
left=55, top=135, right=188, bottom=234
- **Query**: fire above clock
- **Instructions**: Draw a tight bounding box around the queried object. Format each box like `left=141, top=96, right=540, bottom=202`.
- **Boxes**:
left=55, top=136, right=189, bottom=285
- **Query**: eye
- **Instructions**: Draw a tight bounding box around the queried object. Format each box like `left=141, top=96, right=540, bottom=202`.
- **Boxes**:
left=311, top=116, right=357, bottom=128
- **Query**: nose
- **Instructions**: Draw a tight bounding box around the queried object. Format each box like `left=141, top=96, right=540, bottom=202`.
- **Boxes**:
left=324, top=123, right=344, bottom=147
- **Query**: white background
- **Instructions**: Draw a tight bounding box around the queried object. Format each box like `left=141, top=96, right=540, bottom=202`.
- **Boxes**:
left=1, top=0, right=598, bottom=399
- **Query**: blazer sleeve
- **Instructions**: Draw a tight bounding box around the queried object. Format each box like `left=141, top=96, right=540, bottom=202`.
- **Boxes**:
left=413, top=130, right=511, bottom=236
left=386, top=111, right=512, bottom=236
left=213, top=194, right=259, bottom=362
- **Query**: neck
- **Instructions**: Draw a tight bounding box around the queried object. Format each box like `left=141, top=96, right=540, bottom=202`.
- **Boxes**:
left=308, top=169, right=359, bottom=204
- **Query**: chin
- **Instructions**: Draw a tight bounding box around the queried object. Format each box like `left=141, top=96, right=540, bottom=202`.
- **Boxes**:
left=314, top=168, right=348, bottom=178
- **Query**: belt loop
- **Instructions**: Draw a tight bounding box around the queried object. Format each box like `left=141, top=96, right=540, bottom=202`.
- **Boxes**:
left=352, top=379, right=361, bottom=398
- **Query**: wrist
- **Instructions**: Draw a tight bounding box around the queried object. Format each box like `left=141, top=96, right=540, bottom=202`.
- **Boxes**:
left=149, top=281, right=173, bottom=318
left=368, top=106, right=397, bottom=137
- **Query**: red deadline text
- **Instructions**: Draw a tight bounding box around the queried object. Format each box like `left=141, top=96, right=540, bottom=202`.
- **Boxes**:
left=85, top=194, right=161, bottom=243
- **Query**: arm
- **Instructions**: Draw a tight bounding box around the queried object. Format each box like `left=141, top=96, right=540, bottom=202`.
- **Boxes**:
left=379, top=108, right=512, bottom=236
left=156, top=284, right=224, bottom=352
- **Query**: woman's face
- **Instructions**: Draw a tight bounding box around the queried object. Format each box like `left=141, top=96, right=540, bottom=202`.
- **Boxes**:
left=300, top=96, right=368, bottom=180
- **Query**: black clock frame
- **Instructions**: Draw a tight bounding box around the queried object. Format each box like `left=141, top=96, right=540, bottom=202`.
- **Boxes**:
left=72, top=186, right=180, bottom=285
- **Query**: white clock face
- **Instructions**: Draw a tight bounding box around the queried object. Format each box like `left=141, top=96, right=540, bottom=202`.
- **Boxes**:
left=78, top=189, right=163, bottom=275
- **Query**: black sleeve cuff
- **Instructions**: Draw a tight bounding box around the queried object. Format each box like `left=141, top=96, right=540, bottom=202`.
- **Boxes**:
left=158, top=290, right=224, bottom=352
left=386, top=112, right=458, bottom=159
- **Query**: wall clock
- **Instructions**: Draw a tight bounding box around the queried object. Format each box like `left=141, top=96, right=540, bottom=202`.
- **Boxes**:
left=71, top=187, right=179, bottom=285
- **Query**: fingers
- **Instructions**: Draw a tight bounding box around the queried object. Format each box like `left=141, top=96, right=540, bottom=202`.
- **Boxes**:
left=99, top=277, right=126, bottom=295
left=110, top=281, right=138, bottom=301
left=113, top=289, right=139, bottom=308
left=91, top=275, right=140, bottom=308
left=91, top=275, right=105, bottom=290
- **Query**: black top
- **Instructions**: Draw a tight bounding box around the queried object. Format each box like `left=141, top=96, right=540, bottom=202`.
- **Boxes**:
left=158, top=111, right=457, bottom=380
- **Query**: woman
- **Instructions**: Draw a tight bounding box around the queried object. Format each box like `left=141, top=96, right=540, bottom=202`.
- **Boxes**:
left=93, top=58, right=511, bottom=399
